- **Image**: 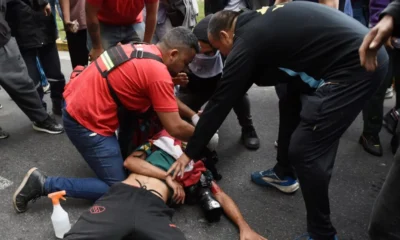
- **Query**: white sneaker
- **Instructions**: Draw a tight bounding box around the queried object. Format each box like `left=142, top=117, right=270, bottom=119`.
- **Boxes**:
left=385, top=87, right=394, bottom=99
left=43, top=83, right=50, bottom=94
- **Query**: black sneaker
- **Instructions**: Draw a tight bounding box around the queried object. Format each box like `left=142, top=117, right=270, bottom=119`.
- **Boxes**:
left=383, top=108, right=399, bottom=134
left=241, top=126, right=260, bottom=150
left=32, top=116, right=64, bottom=134
left=13, top=168, right=47, bottom=213
left=0, top=127, right=9, bottom=139
left=359, top=134, right=383, bottom=157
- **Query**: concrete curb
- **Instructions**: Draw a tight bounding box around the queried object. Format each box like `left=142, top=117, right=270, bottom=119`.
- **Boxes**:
left=56, top=40, right=68, bottom=51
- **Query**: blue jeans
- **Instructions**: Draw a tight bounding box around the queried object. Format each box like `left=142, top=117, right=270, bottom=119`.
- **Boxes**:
left=48, top=0, right=63, bottom=38
left=352, top=0, right=368, bottom=26
left=44, top=109, right=127, bottom=200
left=99, top=22, right=144, bottom=50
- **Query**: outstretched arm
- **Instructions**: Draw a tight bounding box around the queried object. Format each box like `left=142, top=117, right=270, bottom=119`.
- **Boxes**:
left=211, top=182, right=268, bottom=240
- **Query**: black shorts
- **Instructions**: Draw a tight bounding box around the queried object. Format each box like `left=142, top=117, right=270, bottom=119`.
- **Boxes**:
left=64, top=183, right=186, bottom=240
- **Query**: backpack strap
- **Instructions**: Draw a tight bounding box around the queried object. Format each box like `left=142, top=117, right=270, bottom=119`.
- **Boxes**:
left=94, top=44, right=164, bottom=108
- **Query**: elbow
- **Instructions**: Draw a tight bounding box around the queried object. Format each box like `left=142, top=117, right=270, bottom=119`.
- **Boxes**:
left=123, top=158, right=130, bottom=169
left=123, top=156, right=136, bottom=170
left=166, top=127, right=181, bottom=139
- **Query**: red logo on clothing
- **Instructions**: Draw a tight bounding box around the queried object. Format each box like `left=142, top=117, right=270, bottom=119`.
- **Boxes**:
left=90, top=205, right=106, bottom=214
left=169, top=224, right=177, bottom=228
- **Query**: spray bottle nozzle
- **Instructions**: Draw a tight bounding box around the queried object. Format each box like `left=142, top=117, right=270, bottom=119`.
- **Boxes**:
left=48, top=191, right=67, bottom=205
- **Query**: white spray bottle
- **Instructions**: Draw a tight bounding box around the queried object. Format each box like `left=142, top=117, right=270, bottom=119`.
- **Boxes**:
left=48, top=190, right=71, bottom=239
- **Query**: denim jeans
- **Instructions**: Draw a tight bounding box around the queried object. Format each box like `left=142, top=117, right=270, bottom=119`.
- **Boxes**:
left=98, top=21, right=144, bottom=50
left=48, top=0, right=63, bottom=38
left=352, top=0, right=368, bottom=26
left=44, top=109, right=127, bottom=200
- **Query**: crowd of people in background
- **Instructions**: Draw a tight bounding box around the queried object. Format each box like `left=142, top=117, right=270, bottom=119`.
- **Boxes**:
left=1, top=0, right=400, bottom=239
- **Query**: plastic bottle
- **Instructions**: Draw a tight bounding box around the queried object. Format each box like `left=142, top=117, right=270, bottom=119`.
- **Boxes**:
left=48, top=191, right=71, bottom=239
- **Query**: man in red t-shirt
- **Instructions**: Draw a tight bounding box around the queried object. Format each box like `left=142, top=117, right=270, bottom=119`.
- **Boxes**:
left=13, top=27, right=218, bottom=212
left=86, top=0, right=159, bottom=61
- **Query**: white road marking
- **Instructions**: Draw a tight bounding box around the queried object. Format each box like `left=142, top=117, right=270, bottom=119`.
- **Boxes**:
left=0, top=176, right=13, bottom=190
left=58, top=51, right=71, bottom=61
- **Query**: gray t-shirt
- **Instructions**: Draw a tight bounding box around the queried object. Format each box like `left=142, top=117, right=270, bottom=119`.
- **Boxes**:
left=0, top=0, right=10, bottom=47
left=224, top=0, right=247, bottom=11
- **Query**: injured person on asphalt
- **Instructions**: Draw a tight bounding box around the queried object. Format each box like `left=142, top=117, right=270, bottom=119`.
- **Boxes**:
left=63, top=127, right=267, bottom=240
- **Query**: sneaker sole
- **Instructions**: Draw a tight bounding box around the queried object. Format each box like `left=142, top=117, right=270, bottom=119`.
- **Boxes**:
left=32, top=125, right=63, bottom=134
left=0, top=133, right=9, bottom=139
left=13, top=167, right=38, bottom=213
left=266, top=181, right=300, bottom=194
left=252, top=176, right=300, bottom=194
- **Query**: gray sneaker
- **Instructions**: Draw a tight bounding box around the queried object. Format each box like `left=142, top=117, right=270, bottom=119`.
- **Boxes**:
left=0, top=127, right=9, bottom=139
left=32, top=116, right=64, bottom=134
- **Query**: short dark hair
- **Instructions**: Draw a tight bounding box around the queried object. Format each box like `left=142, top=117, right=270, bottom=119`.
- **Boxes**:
left=160, top=27, right=200, bottom=53
left=208, top=10, right=240, bottom=40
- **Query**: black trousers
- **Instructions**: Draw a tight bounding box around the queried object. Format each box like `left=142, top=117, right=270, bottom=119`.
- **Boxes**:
left=66, top=29, right=89, bottom=69
left=64, top=183, right=186, bottom=240
left=369, top=127, right=400, bottom=240
left=0, top=38, right=48, bottom=122
left=21, top=42, right=66, bottom=101
left=391, top=49, right=400, bottom=109
left=362, top=47, right=394, bottom=135
left=178, top=73, right=254, bottom=129
left=273, top=50, right=388, bottom=240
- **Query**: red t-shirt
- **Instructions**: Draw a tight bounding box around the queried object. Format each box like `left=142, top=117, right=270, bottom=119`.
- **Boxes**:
left=87, top=0, right=158, bottom=25
left=64, top=44, right=178, bottom=136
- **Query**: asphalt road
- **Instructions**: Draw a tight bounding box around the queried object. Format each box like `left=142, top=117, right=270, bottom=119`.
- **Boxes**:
left=0, top=52, right=394, bottom=240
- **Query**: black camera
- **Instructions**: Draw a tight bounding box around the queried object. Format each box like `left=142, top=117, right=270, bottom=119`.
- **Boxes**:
left=185, top=173, right=223, bottom=223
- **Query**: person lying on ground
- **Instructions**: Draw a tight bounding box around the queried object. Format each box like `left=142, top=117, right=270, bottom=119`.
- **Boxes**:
left=63, top=129, right=267, bottom=240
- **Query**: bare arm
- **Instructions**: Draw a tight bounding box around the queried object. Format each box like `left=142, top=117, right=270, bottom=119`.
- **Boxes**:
left=177, top=97, right=196, bottom=119
left=212, top=182, right=267, bottom=240
left=86, top=2, right=103, bottom=51
left=124, top=152, right=168, bottom=180
left=143, top=1, right=159, bottom=43
left=156, top=111, right=194, bottom=141
left=319, top=0, right=339, bottom=9
left=59, top=0, right=70, bottom=23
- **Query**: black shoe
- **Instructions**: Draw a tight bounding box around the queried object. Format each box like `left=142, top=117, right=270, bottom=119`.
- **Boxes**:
left=52, top=98, right=62, bottom=116
left=359, top=134, right=383, bottom=157
left=32, top=115, right=64, bottom=134
left=13, top=168, right=47, bottom=213
left=0, top=127, right=9, bottom=139
left=241, top=126, right=260, bottom=150
left=383, top=108, right=399, bottom=134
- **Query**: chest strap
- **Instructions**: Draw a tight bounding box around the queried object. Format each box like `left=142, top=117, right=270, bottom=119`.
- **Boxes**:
left=94, top=43, right=164, bottom=109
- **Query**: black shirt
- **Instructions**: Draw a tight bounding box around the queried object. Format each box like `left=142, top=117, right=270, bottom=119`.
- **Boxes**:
left=185, top=1, right=371, bottom=159
left=381, top=0, right=400, bottom=36
left=0, top=0, right=10, bottom=48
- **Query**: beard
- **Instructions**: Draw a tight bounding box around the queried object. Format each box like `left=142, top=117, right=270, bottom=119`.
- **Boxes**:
left=167, top=67, right=179, bottom=77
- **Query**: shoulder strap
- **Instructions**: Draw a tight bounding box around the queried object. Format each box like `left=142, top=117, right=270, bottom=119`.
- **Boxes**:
left=94, top=44, right=164, bottom=108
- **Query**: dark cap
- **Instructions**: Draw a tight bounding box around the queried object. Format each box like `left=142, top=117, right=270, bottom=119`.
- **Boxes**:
left=193, top=14, right=213, bottom=44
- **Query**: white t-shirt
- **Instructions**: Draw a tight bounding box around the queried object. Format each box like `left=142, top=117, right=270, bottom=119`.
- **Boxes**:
left=224, top=0, right=246, bottom=12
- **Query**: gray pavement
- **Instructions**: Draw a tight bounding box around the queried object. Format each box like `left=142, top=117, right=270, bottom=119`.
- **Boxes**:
left=0, top=51, right=394, bottom=240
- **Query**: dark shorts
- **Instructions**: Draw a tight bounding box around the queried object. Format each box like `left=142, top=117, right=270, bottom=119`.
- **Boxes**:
left=64, top=183, right=186, bottom=240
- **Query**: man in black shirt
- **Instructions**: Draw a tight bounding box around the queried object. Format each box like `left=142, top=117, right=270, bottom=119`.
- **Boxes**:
left=0, top=0, right=63, bottom=136
left=360, top=1, right=400, bottom=239
left=168, top=2, right=389, bottom=240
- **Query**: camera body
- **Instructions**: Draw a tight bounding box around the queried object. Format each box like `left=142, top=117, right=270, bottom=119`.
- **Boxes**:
left=185, top=173, right=223, bottom=222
